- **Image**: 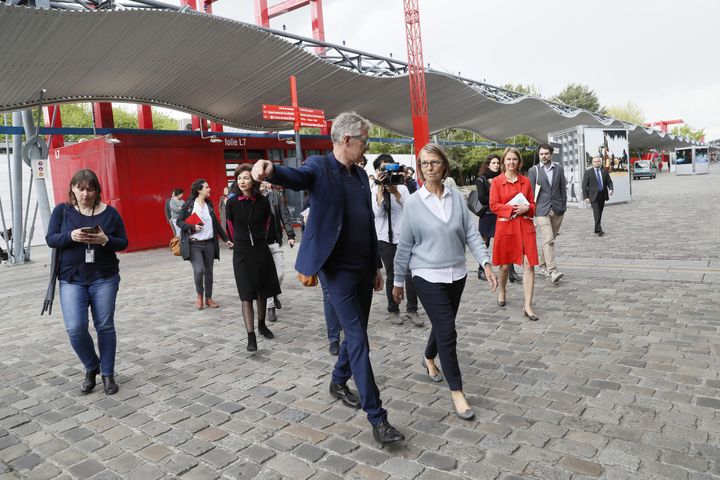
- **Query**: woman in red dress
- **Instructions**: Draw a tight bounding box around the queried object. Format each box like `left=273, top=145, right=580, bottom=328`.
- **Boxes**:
left=489, top=148, right=540, bottom=320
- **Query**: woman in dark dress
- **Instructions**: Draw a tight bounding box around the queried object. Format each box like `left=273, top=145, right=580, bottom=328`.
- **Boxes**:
left=226, top=164, right=281, bottom=352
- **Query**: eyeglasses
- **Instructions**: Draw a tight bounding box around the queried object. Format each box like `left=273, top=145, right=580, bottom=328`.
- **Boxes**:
left=420, top=160, right=443, bottom=168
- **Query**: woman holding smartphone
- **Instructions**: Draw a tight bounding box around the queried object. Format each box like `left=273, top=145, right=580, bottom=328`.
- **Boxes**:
left=46, top=169, right=128, bottom=395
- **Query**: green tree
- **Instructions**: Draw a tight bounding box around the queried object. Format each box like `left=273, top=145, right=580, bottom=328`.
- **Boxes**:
left=367, top=124, right=412, bottom=156
left=552, top=83, right=605, bottom=113
left=501, top=83, right=542, bottom=97
left=670, top=124, right=705, bottom=142
left=606, top=102, right=644, bottom=124
left=150, top=108, right=181, bottom=130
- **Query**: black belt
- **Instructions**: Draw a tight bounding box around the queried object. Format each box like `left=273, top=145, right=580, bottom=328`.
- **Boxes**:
left=189, top=238, right=211, bottom=243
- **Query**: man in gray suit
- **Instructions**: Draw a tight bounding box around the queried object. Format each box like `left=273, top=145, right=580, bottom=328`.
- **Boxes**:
left=528, top=144, right=567, bottom=284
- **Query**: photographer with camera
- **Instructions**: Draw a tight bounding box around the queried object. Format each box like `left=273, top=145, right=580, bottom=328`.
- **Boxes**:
left=372, top=154, right=422, bottom=326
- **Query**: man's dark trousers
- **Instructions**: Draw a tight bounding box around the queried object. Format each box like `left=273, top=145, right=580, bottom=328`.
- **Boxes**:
left=318, top=266, right=387, bottom=426
left=591, top=198, right=605, bottom=233
left=320, top=280, right=340, bottom=342
left=378, top=240, right=417, bottom=313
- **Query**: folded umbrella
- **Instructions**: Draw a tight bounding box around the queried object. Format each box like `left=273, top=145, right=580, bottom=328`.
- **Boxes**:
left=41, top=248, right=59, bottom=315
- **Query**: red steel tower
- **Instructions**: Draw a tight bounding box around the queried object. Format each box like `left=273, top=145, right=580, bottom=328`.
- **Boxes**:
left=403, top=0, right=430, bottom=169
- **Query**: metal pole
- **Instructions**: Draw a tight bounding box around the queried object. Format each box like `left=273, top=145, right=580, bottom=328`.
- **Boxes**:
left=289, top=76, right=303, bottom=166
left=0, top=194, right=9, bottom=256
left=22, top=108, right=53, bottom=236
left=3, top=113, right=12, bottom=254
left=26, top=201, right=38, bottom=254
left=294, top=131, right=302, bottom=167
left=21, top=170, right=34, bottom=261
left=10, top=112, right=23, bottom=263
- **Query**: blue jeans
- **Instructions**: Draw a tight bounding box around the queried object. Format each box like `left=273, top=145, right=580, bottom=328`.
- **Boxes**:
left=59, top=274, right=120, bottom=377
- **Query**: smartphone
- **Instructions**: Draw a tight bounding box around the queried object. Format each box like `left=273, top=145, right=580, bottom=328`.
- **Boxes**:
left=80, top=225, right=100, bottom=234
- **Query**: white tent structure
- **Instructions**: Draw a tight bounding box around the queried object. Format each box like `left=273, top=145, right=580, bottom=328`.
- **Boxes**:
left=0, top=4, right=700, bottom=150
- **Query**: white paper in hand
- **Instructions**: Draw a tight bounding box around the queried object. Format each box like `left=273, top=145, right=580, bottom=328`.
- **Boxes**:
left=506, top=192, right=529, bottom=206
left=506, top=192, right=529, bottom=219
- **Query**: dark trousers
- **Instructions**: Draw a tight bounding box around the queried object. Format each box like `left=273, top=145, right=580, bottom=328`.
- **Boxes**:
left=414, top=275, right=466, bottom=391
left=318, top=267, right=387, bottom=426
left=189, top=240, right=216, bottom=297
left=591, top=198, right=605, bottom=232
left=320, top=279, right=341, bottom=342
left=378, top=240, right=417, bottom=313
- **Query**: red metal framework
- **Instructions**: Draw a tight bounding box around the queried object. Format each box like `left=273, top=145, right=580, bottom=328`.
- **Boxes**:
left=254, top=0, right=326, bottom=55
left=182, top=0, right=223, bottom=132
left=644, top=119, right=683, bottom=133
left=403, top=0, right=430, bottom=169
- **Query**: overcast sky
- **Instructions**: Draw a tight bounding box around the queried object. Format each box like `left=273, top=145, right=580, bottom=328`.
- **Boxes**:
left=176, top=0, right=720, bottom=140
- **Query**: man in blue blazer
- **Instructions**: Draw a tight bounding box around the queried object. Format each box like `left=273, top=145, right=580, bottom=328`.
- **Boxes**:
left=252, top=112, right=404, bottom=446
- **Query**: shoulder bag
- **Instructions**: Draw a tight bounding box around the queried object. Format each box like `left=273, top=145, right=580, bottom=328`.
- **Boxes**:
left=466, top=180, right=488, bottom=217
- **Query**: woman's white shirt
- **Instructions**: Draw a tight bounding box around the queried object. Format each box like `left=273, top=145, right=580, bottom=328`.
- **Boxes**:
left=190, top=201, right=214, bottom=241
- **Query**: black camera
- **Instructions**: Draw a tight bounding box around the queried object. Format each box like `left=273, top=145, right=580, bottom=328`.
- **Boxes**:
left=377, top=163, right=406, bottom=186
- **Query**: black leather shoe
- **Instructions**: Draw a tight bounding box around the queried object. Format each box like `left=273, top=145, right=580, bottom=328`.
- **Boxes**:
left=329, top=340, right=340, bottom=356
left=258, top=324, right=274, bottom=339
left=598, top=230, right=605, bottom=237
left=80, top=367, right=99, bottom=394
left=274, top=296, right=282, bottom=309
left=329, top=382, right=361, bottom=409
left=101, top=375, right=118, bottom=395
left=247, top=332, right=257, bottom=352
left=372, top=420, right=405, bottom=446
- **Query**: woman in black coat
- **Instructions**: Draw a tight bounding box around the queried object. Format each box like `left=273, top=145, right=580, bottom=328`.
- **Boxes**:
left=177, top=179, right=232, bottom=310
left=226, top=164, right=281, bottom=352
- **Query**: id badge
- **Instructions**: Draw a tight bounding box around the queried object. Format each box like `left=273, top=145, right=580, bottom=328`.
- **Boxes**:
left=85, top=248, right=95, bottom=263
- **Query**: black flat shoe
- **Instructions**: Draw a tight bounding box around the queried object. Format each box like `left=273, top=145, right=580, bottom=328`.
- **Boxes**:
left=80, top=367, right=100, bottom=394
left=422, top=359, right=443, bottom=382
left=258, top=325, right=274, bottom=339
left=329, top=340, right=340, bottom=356
left=329, top=382, right=361, bottom=409
left=523, top=309, right=539, bottom=321
left=101, top=375, right=118, bottom=395
left=247, top=332, right=257, bottom=352
left=274, top=296, right=282, bottom=309
left=372, top=420, right=405, bottom=446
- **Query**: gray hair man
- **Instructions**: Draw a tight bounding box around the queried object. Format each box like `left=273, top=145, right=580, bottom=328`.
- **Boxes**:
left=528, top=144, right=566, bottom=283
left=252, top=111, right=405, bottom=446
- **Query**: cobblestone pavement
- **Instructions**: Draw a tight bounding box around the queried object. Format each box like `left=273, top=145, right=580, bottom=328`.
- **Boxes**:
left=1, top=169, right=719, bottom=480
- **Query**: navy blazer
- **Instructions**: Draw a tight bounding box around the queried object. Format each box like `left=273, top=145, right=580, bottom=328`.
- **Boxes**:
left=270, top=153, right=381, bottom=276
